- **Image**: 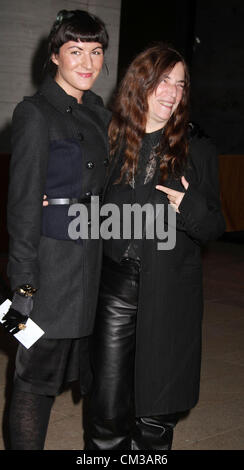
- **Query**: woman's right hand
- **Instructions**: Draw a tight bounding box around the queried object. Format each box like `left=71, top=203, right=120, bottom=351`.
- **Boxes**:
left=156, top=176, right=189, bottom=213
left=43, top=195, right=48, bottom=207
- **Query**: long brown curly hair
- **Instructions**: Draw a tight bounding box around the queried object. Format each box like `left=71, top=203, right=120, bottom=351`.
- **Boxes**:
left=109, top=43, right=190, bottom=183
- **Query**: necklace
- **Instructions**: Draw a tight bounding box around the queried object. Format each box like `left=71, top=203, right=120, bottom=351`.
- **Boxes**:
left=131, top=163, right=135, bottom=189
left=129, top=128, right=164, bottom=189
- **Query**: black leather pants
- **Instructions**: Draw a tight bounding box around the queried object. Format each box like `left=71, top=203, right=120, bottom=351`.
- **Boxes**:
left=84, top=256, right=178, bottom=450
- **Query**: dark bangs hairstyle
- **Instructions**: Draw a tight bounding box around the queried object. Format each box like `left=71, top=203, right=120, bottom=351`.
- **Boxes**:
left=47, top=9, right=109, bottom=74
left=109, top=43, right=190, bottom=184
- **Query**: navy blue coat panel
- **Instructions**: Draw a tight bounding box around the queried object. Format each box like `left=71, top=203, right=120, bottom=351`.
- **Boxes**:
left=7, top=75, right=111, bottom=338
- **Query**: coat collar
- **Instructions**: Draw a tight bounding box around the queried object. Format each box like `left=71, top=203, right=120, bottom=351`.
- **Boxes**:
left=38, top=74, right=102, bottom=114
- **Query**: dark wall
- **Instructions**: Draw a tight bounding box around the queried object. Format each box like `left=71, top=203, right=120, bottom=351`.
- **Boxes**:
left=190, top=1, right=244, bottom=153
left=118, top=0, right=244, bottom=154
left=118, top=0, right=196, bottom=81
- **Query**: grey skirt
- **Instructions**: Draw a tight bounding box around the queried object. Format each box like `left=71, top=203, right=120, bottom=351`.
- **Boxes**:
left=14, top=336, right=92, bottom=396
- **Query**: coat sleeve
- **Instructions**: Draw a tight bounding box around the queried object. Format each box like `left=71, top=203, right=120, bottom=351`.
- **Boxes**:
left=177, top=136, right=226, bottom=244
left=7, top=100, right=49, bottom=290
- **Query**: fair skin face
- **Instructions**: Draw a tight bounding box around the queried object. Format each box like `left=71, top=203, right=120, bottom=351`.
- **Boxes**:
left=146, top=61, right=185, bottom=133
left=51, top=40, right=104, bottom=104
left=147, top=61, right=189, bottom=211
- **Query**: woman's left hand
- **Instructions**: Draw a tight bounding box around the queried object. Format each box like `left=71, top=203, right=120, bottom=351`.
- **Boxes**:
left=156, top=176, right=189, bottom=213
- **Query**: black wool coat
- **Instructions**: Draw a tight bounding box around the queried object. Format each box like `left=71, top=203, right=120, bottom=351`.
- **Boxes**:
left=103, top=128, right=226, bottom=416
left=7, top=75, right=111, bottom=338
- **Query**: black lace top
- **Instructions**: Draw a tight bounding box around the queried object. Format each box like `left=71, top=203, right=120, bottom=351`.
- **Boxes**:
left=103, top=127, right=164, bottom=262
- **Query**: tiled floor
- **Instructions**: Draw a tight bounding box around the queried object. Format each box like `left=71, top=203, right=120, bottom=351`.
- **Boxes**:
left=0, top=240, right=243, bottom=450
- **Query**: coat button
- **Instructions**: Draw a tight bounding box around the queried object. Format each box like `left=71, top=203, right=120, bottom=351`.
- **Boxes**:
left=78, top=132, right=84, bottom=141
left=104, top=158, right=109, bottom=167
left=66, top=106, right=72, bottom=113
left=86, top=161, right=94, bottom=169
left=85, top=191, right=92, bottom=197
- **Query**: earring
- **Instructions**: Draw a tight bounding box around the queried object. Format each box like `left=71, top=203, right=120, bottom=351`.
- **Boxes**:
left=103, top=62, right=109, bottom=76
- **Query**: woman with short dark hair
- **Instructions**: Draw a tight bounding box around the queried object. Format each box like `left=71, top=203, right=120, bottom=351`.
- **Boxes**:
left=5, top=9, right=110, bottom=450
left=84, top=43, right=225, bottom=450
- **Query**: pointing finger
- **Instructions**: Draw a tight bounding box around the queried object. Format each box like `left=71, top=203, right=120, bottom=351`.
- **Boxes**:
left=155, top=185, right=180, bottom=196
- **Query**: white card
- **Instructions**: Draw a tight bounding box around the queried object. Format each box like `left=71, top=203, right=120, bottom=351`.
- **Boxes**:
left=0, top=299, right=45, bottom=349
left=0, top=299, right=12, bottom=315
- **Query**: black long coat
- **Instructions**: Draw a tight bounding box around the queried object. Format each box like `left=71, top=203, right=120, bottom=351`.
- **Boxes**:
left=7, top=75, right=110, bottom=338
left=104, top=129, right=225, bottom=416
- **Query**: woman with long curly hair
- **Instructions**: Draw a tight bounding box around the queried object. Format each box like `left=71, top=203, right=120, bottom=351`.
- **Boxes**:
left=84, top=43, right=225, bottom=450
